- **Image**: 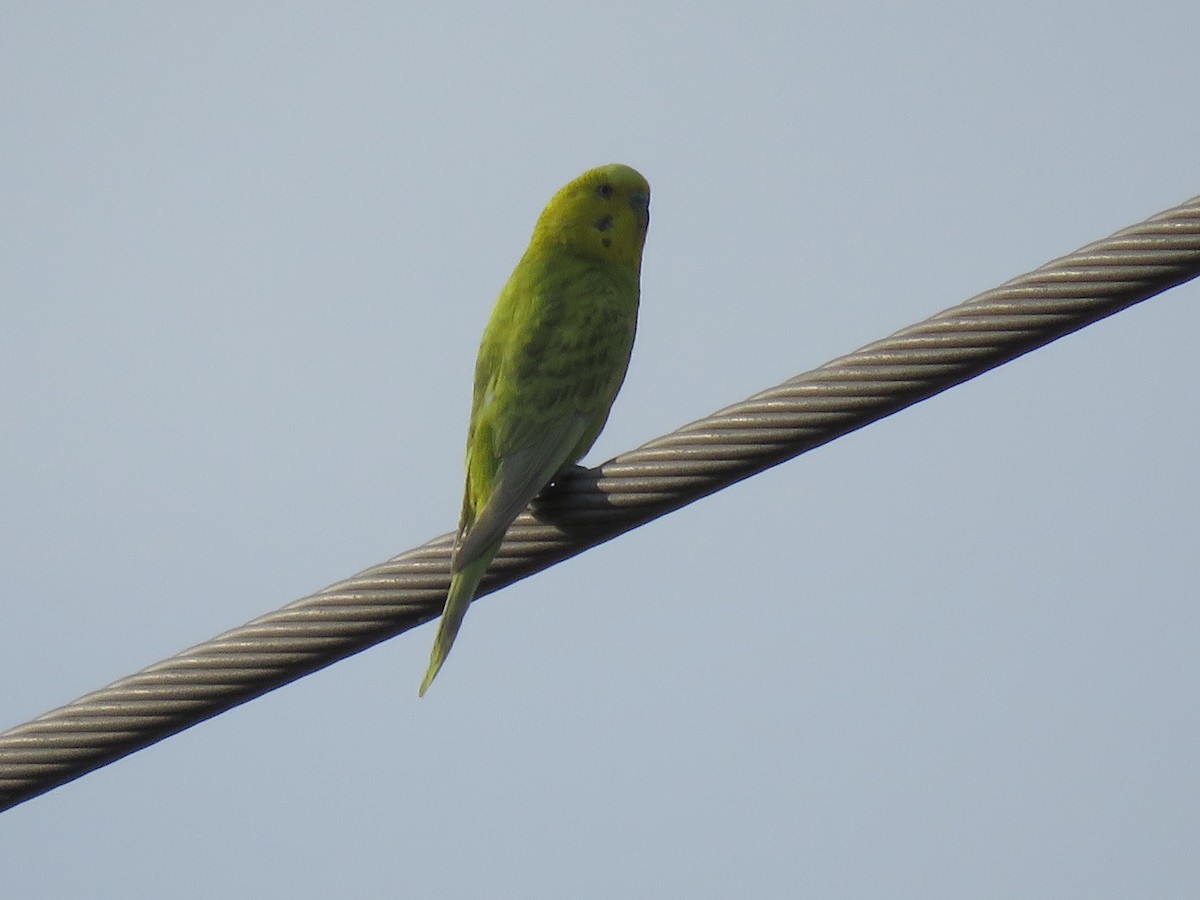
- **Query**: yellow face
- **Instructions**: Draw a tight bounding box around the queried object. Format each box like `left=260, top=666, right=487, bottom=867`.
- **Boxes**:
left=532, top=164, right=650, bottom=272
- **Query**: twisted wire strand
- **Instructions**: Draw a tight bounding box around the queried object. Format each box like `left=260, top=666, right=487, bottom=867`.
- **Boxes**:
left=3, top=194, right=1199, bottom=812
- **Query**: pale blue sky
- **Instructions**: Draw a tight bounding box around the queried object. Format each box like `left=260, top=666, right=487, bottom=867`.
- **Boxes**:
left=3, top=4, right=1199, bottom=897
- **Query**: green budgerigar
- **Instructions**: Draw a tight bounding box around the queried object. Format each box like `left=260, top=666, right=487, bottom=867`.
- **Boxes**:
left=420, top=163, right=651, bottom=696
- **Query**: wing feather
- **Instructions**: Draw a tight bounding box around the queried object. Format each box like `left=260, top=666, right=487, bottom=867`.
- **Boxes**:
left=452, top=413, right=589, bottom=571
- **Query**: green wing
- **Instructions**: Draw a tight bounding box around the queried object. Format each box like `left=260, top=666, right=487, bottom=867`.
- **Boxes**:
left=453, top=257, right=636, bottom=570
left=453, top=413, right=590, bottom=571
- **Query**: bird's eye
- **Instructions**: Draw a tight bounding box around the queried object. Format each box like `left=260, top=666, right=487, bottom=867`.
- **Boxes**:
left=596, top=183, right=614, bottom=199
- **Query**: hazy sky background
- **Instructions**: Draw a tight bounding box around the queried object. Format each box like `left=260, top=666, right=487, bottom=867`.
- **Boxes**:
left=3, top=4, right=1199, bottom=897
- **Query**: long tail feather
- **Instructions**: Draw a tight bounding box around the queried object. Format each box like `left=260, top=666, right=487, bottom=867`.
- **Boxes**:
left=419, top=544, right=498, bottom=696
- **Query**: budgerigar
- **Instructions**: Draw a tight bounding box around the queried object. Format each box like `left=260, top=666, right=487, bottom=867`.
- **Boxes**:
left=420, top=163, right=651, bottom=695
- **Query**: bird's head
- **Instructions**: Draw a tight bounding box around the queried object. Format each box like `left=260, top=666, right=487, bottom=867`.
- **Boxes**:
left=532, top=164, right=650, bottom=273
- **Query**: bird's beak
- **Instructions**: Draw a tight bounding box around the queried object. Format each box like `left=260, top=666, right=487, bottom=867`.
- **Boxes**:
left=629, top=191, right=650, bottom=231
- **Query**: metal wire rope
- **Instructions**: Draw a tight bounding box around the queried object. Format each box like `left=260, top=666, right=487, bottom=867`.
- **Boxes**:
left=2, top=193, right=1199, bottom=813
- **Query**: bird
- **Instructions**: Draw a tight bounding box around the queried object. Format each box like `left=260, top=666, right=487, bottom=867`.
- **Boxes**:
left=420, top=163, right=651, bottom=695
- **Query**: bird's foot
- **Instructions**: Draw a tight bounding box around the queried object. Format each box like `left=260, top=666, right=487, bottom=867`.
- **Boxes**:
left=544, top=463, right=590, bottom=494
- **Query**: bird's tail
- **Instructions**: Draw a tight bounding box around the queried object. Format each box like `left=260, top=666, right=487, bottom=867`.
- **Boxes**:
left=419, top=545, right=497, bottom=696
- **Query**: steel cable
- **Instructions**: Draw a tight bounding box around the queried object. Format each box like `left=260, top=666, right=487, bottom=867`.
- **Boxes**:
left=3, top=193, right=1199, bottom=812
